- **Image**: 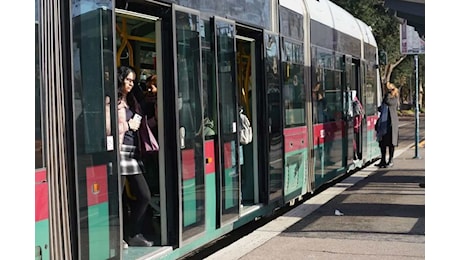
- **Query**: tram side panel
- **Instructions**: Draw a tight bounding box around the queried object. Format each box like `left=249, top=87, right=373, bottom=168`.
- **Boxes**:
left=35, top=169, right=50, bottom=260
left=279, top=14, right=310, bottom=201
left=283, top=126, right=308, bottom=201
left=307, top=1, right=376, bottom=188
left=140, top=0, right=382, bottom=258
left=34, top=2, right=383, bottom=260
left=35, top=4, right=50, bottom=258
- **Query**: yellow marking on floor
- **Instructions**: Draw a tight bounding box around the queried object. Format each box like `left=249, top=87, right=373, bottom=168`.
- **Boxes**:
left=411, top=140, right=425, bottom=149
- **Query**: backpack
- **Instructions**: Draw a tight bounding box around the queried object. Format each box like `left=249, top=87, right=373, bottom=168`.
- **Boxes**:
left=239, top=112, right=253, bottom=145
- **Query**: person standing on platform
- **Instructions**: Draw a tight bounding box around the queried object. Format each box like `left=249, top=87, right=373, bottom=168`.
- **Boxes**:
left=375, top=82, right=400, bottom=168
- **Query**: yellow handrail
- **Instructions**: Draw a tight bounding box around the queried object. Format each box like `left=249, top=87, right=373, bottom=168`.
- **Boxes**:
left=115, top=17, right=156, bottom=67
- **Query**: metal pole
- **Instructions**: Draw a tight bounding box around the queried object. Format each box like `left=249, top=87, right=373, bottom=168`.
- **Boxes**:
left=414, top=54, right=420, bottom=159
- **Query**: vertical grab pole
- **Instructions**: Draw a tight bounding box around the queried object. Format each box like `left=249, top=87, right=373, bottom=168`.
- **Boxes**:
left=414, top=54, right=420, bottom=159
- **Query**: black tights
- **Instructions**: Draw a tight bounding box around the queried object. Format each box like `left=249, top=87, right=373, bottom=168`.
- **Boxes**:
left=121, top=174, right=152, bottom=238
left=380, top=144, right=395, bottom=163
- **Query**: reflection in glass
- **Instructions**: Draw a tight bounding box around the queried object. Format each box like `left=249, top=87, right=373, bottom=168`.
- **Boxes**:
left=71, top=7, right=120, bottom=259
left=312, top=48, right=344, bottom=124
left=176, top=11, right=205, bottom=240
left=312, top=47, right=345, bottom=170
left=215, top=20, right=239, bottom=221
left=282, top=40, right=305, bottom=127
left=35, top=9, right=44, bottom=169
left=177, top=0, right=272, bottom=29
left=265, top=33, right=283, bottom=200
left=201, top=20, right=217, bottom=139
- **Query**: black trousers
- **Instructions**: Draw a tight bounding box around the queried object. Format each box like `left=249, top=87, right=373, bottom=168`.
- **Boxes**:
left=121, top=174, right=152, bottom=238
left=379, top=132, right=394, bottom=163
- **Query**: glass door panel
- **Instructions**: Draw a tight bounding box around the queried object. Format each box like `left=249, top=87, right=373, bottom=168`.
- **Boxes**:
left=175, top=9, right=205, bottom=241
left=343, top=55, right=354, bottom=168
left=213, top=17, right=240, bottom=223
left=71, top=7, right=120, bottom=259
left=265, top=33, right=283, bottom=202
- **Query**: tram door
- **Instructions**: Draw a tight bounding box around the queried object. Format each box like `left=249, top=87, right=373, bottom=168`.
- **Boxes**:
left=71, top=8, right=122, bottom=259
left=236, top=35, right=259, bottom=210
left=265, top=33, right=284, bottom=204
left=174, top=8, right=206, bottom=242
left=212, top=17, right=241, bottom=224
left=115, top=9, right=166, bottom=245
left=343, top=55, right=360, bottom=168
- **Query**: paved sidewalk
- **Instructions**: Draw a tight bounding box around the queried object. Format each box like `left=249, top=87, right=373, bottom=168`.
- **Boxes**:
left=206, top=143, right=425, bottom=260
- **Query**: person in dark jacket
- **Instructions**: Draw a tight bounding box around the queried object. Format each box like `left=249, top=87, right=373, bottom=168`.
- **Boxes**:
left=375, top=82, right=399, bottom=168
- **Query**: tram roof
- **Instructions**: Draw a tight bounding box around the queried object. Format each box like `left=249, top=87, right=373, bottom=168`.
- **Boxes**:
left=356, top=18, right=377, bottom=48
left=305, top=0, right=363, bottom=41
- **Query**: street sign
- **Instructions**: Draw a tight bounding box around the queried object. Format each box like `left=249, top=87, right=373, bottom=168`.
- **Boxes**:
left=400, top=20, right=425, bottom=55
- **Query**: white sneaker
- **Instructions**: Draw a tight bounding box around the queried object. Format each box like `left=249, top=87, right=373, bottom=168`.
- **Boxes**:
left=128, top=234, right=153, bottom=247
left=122, top=240, right=129, bottom=249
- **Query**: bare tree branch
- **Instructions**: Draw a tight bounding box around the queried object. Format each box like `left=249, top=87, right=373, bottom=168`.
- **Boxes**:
left=382, top=55, right=406, bottom=84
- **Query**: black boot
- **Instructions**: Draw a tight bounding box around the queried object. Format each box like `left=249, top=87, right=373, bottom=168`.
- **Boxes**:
left=375, top=145, right=386, bottom=168
left=375, top=160, right=387, bottom=168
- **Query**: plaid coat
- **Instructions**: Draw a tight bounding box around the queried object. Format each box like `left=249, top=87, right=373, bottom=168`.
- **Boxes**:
left=118, top=100, right=145, bottom=175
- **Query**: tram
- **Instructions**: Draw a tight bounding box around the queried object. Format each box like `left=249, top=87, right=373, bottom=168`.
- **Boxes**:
left=35, top=0, right=382, bottom=259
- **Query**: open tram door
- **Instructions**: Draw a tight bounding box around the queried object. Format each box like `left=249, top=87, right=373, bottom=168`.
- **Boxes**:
left=212, top=16, right=241, bottom=225
left=236, top=31, right=263, bottom=213
left=342, top=55, right=361, bottom=170
left=212, top=17, right=265, bottom=226
left=70, top=7, right=131, bottom=259
left=114, top=7, right=171, bottom=250
left=264, top=32, right=284, bottom=206
left=173, top=6, right=207, bottom=245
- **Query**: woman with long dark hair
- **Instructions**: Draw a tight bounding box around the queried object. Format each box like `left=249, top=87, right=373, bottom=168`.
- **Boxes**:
left=117, top=66, right=153, bottom=247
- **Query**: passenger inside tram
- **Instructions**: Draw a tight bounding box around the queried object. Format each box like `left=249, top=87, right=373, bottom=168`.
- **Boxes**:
left=142, top=75, right=159, bottom=137
left=145, top=74, right=158, bottom=93
left=139, top=74, right=161, bottom=244
left=351, top=91, right=364, bottom=161
left=313, top=82, right=327, bottom=123
left=116, top=66, right=154, bottom=248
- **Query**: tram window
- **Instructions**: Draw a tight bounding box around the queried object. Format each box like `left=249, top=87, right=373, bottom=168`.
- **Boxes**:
left=312, top=67, right=342, bottom=124
left=364, top=64, right=377, bottom=115
left=279, top=6, right=303, bottom=41
left=323, top=70, right=342, bottom=122
left=312, top=47, right=345, bottom=124
left=282, top=40, right=305, bottom=127
left=73, top=9, right=115, bottom=154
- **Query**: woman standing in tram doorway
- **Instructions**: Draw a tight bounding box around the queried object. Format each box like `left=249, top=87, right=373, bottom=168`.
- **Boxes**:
left=117, top=66, right=153, bottom=248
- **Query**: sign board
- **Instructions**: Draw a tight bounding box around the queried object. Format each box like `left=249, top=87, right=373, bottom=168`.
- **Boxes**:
left=400, top=20, right=425, bottom=54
